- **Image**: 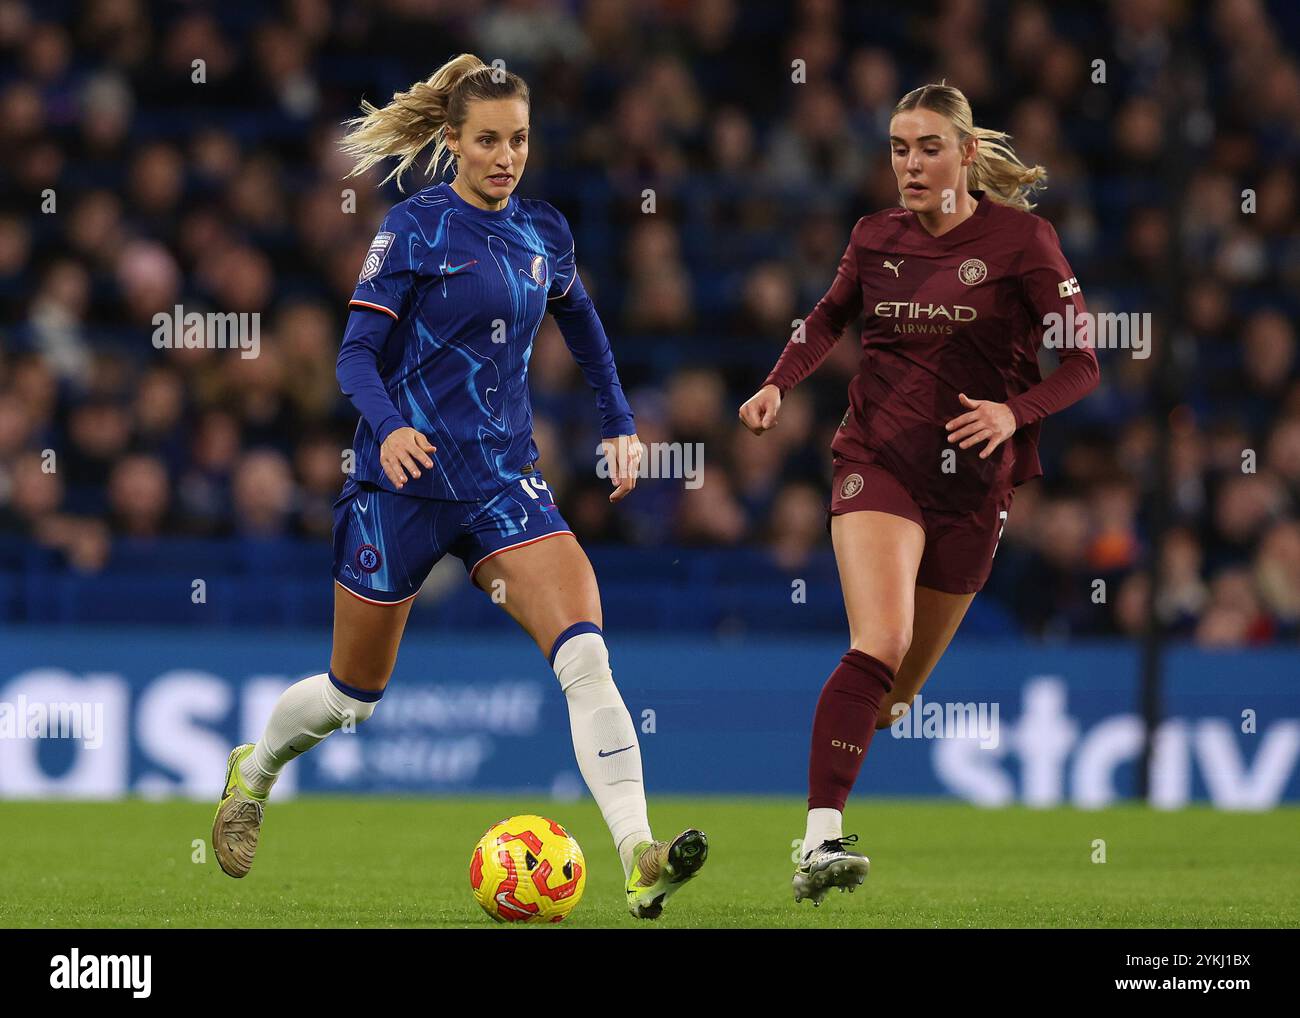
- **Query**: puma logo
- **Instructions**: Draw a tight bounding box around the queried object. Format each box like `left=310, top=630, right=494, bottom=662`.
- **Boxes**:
left=884, top=259, right=904, bottom=277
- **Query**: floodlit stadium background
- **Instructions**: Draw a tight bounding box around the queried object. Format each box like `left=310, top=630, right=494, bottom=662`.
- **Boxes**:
left=0, top=0, right=1297, bottom=807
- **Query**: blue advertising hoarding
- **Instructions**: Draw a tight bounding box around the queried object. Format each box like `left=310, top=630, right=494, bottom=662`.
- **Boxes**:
left=1, top=626, right=1297, bottom=808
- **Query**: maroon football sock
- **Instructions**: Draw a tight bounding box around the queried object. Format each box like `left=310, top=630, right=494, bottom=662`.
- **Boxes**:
left=807, top=649, right=895, bottom=811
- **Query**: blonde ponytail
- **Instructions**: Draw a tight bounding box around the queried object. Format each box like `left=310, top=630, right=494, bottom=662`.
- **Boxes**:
left=340, top=53, right=530, bottom=191
left=893, top=83, right=1047, bottom=211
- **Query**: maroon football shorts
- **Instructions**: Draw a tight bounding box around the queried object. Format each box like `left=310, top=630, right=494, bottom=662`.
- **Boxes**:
left=827, top=458, right=1014, bottom=594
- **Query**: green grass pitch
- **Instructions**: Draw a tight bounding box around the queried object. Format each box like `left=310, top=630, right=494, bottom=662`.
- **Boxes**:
left=2, top=797, right=1296, bottom=928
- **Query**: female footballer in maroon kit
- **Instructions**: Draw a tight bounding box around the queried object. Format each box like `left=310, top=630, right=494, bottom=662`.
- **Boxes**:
left=739, top=83, right=1099, bottom=904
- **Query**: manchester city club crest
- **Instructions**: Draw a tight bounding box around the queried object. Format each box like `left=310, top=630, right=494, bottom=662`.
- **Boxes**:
left=840, top=472, right=864, bottom=500
left=958, top=258, right=987, bottom=285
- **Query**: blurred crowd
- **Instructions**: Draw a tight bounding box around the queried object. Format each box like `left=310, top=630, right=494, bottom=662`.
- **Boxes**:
left=1, top=0, right=1298, bottom=642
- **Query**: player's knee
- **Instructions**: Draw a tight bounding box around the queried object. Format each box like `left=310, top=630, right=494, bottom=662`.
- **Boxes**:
left=849, top=625, right=911, bottom=674
left=329, top=652, right=395, bottom=697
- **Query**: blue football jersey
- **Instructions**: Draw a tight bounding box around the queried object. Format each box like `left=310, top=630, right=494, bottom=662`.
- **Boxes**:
left=346, top=181, right=627, bottom=502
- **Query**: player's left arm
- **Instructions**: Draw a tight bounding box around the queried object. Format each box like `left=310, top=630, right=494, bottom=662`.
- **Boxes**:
left=545, top=210, right=640, bottom=502
left=947, top=216, right=1100, bottom=459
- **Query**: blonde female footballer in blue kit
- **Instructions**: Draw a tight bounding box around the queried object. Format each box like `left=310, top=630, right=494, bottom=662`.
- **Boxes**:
left=211, top=54, right=707, bottom=920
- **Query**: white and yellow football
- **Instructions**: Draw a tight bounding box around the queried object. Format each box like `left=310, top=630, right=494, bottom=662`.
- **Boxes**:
left=469, top=814, right=587, bottom=923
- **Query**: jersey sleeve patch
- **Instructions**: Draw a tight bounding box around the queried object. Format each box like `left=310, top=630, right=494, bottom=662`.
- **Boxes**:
left=358, top=231, right=396, bottom=283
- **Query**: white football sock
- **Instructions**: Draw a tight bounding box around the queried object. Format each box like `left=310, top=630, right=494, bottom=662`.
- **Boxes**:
left=803, top=807, right=843, bottom=859
left=552, top=631, right=652, bottom=878
left=239, top=671, right=379, bottom=796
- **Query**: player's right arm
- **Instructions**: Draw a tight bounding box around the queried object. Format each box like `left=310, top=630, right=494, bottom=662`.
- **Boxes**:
left=337, top=206, right=436, bottom=489
left=740, top=219, right=866, bottom=435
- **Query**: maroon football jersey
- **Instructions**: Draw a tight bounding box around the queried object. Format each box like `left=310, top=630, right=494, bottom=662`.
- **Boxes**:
left=764, top=190, right=1099, bottom=513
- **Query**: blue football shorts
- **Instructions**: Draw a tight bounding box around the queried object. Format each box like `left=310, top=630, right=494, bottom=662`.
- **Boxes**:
left=331, top=468, right=574, bottom=605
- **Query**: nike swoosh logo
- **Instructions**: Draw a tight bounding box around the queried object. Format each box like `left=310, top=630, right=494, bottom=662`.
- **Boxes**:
left=444, top=259, right=478, bottom=274
left=598, top=746, right=634, bottom=758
